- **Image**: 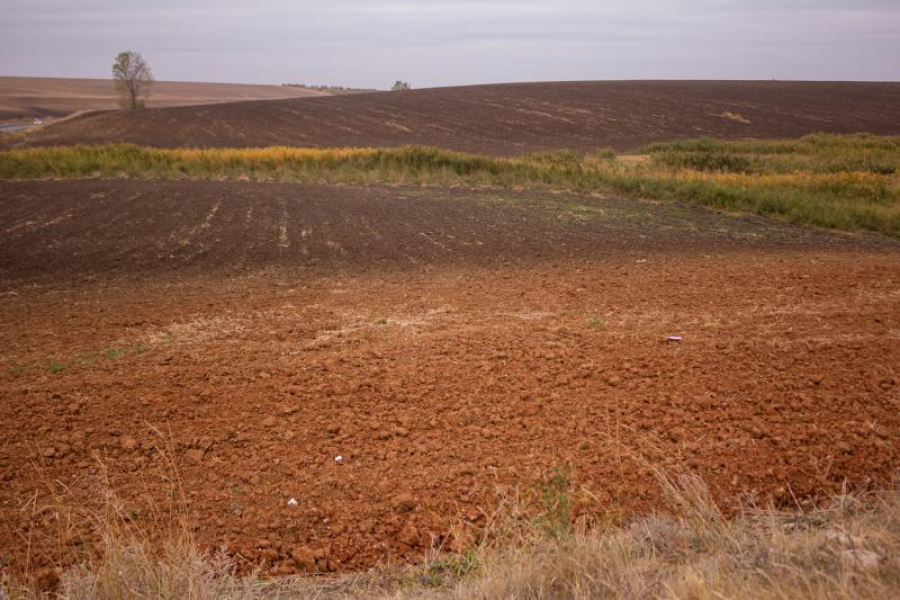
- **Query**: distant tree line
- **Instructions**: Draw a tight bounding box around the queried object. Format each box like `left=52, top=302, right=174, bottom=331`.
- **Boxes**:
left=281, top=81, right=414, bottom=94
left=282, top=84, right=378, bottom=95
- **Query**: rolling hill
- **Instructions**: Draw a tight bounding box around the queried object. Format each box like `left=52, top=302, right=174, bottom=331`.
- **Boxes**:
left=14, top=80, right=900, bottom=153
left=0, top=76, right=328, bottom=121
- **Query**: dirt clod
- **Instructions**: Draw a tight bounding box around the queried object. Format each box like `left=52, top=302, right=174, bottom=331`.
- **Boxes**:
left=398, top=524, right=421, bottom=547
left=393, top=494, right=417, bottom=513
left=185, top=449, right=205, bottom=463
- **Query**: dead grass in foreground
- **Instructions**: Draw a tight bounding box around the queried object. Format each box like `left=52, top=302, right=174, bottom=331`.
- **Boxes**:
left=3, top=468, right=899, bottom=599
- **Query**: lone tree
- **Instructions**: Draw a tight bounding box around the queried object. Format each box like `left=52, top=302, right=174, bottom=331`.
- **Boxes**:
left=112, top=51, right=154, bottom=109
left=391, top=80, right=411, bottom=91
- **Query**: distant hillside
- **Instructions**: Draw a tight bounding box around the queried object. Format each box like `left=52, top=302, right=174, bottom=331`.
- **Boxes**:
left=0, top=76, right=329, bottom=121
left=14, top=80, right=900, bottom=153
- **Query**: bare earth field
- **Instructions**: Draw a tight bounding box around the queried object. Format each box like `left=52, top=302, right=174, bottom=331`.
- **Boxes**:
left=15, top=81, right=900, bottom=153
left=0, top=76, right=327, bottom=122
left=1, top=180, right=898, bottom=579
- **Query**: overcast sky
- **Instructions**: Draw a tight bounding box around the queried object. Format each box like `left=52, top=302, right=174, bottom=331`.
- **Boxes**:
left=2, top=0, right=898, bottom=88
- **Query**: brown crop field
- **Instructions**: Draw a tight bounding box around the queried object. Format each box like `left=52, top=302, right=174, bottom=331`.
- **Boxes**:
left=1, top=179, right=899, bottom=590
left=0, top=76, right=327, bottom=122
left=12, top=80, right=900, bottom=153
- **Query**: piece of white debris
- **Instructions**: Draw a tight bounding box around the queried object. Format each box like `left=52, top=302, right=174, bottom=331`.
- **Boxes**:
left=334, top=455, right=343, bottom=464
left=287, top=498, right=298, bottom=506
left=667, top=336, right=683, bottom=342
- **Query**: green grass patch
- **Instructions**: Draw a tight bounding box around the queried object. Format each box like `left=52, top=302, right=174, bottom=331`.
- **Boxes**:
left=641, top=133, right=900, bottom=175
left=537, top=464, right=574, bottom=541
left=10, top=344, right=148, bottom=379
left=2, top=134, right=900, bottom=236
left=47, top=360, right=66, bottom=374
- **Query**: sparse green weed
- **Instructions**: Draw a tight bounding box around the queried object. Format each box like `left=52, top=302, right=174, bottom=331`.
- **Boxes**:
left=423, top=549, right=480, bottom=587
left=537, top=464, right=573, bottom=541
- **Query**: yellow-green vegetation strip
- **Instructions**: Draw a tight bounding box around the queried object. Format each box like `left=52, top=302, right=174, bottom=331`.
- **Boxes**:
left=2, top=134, right=899, bottom=236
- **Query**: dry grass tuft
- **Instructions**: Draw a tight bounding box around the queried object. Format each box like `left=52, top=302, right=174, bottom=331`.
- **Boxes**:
left=3, top=468, right=899, bottom=599
left=422, top=472, right=900, bottom=600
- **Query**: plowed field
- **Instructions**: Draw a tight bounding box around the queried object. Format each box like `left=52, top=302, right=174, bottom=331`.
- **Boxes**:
left=1, top=180, right=899, bottom=578
left=16, top=81, right=900, bottom=153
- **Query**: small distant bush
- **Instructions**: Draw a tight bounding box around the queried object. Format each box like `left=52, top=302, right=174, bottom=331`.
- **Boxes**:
left=591, top=148, right=617, bottom=161
left=522, top=150, right=584, bottom=169
left=654, top=149, right=754, bottom=173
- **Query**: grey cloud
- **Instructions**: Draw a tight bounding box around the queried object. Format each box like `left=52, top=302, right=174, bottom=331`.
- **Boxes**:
left=1, top=0, right=898, bottom=87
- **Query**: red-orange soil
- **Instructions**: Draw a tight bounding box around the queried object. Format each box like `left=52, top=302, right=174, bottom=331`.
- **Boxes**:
left=1, top=181, right=898, bottom=579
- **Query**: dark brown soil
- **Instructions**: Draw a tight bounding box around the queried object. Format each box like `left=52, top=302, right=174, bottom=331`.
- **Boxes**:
left=1, top=180, right=899, bottom=581
left=0, top=180, right=893, bottom=288
left=14, top=81, right=900, bottom=153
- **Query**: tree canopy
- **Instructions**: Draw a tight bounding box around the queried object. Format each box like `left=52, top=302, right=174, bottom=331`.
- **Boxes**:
left=113, top=51, right=154, bottom=109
